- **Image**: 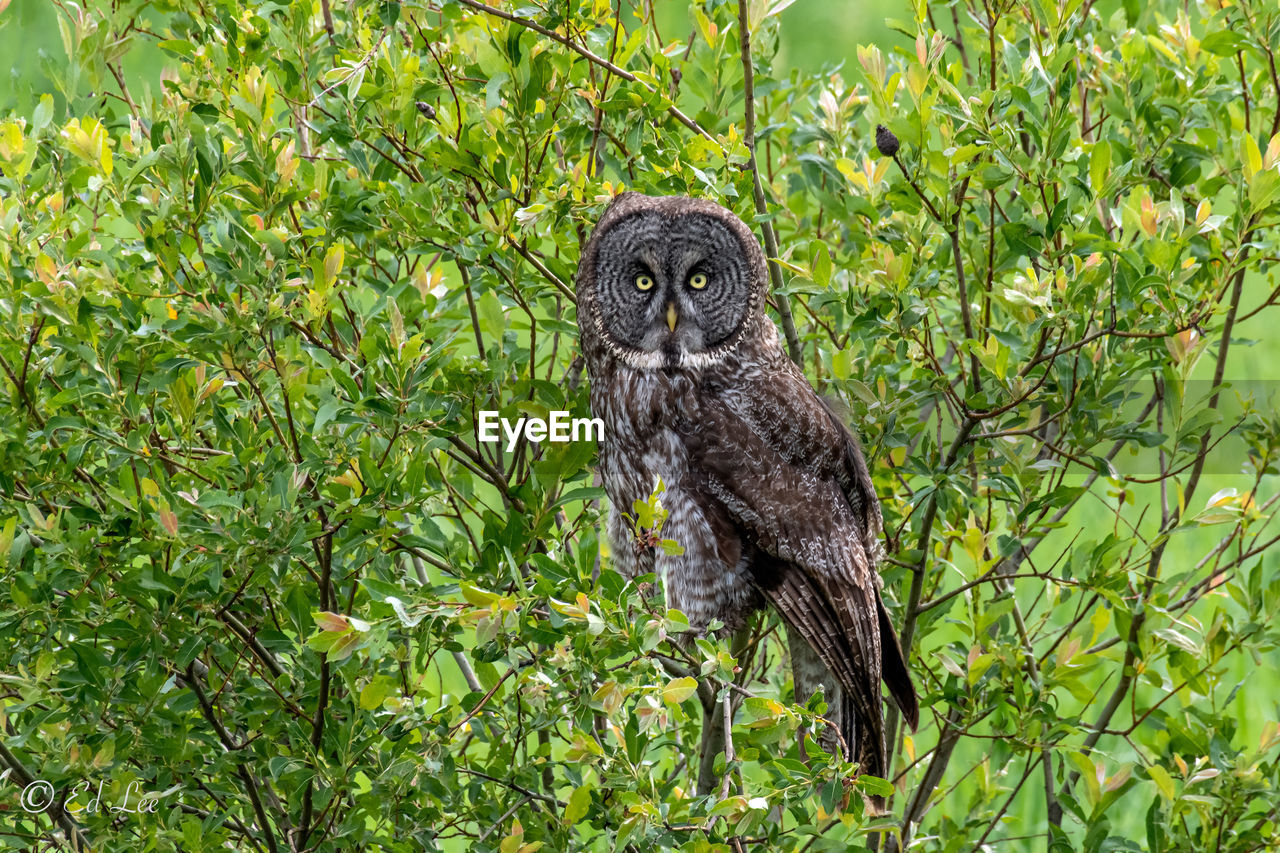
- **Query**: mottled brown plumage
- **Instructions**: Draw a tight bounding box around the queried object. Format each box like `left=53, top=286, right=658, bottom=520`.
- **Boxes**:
left=576, top=192, right=918, bottom=792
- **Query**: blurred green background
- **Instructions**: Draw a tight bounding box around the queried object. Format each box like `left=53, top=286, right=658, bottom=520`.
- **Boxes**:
left=4, top=1, right=1276, bottom=847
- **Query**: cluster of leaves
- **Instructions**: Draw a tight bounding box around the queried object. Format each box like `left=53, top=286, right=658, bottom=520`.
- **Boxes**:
left=1, top=0, right=1278, bottom=851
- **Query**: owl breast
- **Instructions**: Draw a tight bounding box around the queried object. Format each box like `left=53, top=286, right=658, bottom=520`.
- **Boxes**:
left=592, top=365, right=759, bottom=631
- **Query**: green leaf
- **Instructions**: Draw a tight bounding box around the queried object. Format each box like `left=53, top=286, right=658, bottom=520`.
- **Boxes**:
left=477, top=289, right=505, bottom=342
left=810, top=240, right=833, bottom=286
left=322, top=244, right=344, bottom=286
left=1242, top=132, right=1263, bottom=183
left=1090, top=139, right=1111, bottom=195
left=858, top=774, right=894, bottom=797
left=632, top=497, right=655, bottom=530
left=1199, top=30, right=1248, bottom=56
left=831, top=347, right=852, bottom=380
left=0, top=517, right=15, bottom=567
left=459, top=582, right=499, bottom=607
left=359, top=677, right=395, bottom=710
left=326, top=630, right=363, bottom=662
left=563, top=783, right=592, bottom=825
left=1148, top=765, right=1175, bottom=801
left=32, top=94, right=53, bottom=131
left=1153, top=627, right=1200, bottom=655
left=661, top=676, right=698, bottom=705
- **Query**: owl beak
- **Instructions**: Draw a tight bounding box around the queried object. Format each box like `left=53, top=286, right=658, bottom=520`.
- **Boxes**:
left=666, top=302, right=678, bottom=332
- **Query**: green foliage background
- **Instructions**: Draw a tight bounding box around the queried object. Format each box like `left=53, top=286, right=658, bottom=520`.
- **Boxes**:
left=1, top=1, right=1279, bottom=851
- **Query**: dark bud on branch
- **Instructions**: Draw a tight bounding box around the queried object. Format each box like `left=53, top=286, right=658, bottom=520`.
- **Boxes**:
left=875, top=124, right=900, bottom=157
left=415, top=101, right=436, bottom=120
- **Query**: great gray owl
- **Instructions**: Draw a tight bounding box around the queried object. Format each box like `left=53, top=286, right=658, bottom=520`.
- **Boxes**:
left=576, top=192, right=919, bottom=791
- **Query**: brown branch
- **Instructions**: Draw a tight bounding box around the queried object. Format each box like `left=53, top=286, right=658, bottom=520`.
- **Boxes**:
left=886, top=155, right=978, bottom=391
left=949, top=176, right=979, bottom=393
left=1264, top=41, right=1280, bottom=137
left=108, top=61, right=139, bottom=120
left=914, top=571, right=1079, bottom=614
left=320, top=0, right=334, bottom=42
left=218, top=612, right=288, bottom=682
left=296, top=655, right=330, bottom=848
left=455, top=767, right=564, bottom=807
left=885, top=415, right=977, bottom=765
left=737, top=4, right=801, bottom=365
left=1053, top=226, right=1254, bottom=820
left=888, top=706, right=964, bottom=852
left=890, top=153, right=944, bottom=222
left=390, top=535, right=455, bottom=575
left=453, top=0, right=718, bottom=146
left=587, top=0, right=623, bottom=177
left=184, top=663, right=283, bottom=853
left=970, top=753, right=1044, bottom=851
left=448, top=665, right=516, bottom=736
left=0, top=739, right=91, bottom=852
left=892, top=384, right=1155, bottom=835
left=1237, top=52, right=1252, bottom=136
left=506, top=238, right=577, bottom=303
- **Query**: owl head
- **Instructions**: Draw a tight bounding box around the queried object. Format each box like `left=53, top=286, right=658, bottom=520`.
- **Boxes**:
left=576, top=193, right=770, bottom=370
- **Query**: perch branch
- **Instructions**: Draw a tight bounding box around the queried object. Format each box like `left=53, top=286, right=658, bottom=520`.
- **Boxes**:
left=737, top=3, right=802, bottom=365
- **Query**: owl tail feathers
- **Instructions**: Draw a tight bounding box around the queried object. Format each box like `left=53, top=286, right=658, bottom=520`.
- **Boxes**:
left=842, top=691, right=890, bottom=816
left=878, top=595, right=920, bottom=731
left=845, top=599, right=916, bottom=817
left=829, top=686, right=880, bottom=809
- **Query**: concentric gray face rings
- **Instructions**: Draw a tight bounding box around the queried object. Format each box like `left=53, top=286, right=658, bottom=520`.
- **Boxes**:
left=591, top=210, right=755, bottom=357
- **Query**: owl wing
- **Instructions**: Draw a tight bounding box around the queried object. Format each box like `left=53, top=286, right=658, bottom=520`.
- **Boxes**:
left=685, top=366, right=918, bottom=773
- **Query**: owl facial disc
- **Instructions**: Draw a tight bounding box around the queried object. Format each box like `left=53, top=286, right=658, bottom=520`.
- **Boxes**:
left=587, top=207, right=759, bottom=367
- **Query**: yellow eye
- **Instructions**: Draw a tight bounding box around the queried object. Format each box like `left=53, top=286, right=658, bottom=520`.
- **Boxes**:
left=689, top=272, right=708, bottom=289
left=635, top=274, right=655, bottom=291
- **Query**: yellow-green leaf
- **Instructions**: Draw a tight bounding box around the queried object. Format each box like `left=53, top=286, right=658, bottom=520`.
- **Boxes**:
left=0, top=516, right=15, bottom=566
left=359, top=678, right=394, bottom=710
left=323, top=245, right=344, bottom=287
left=661, top=676, right=698, bottom=705
left=1148, top=765, right=1175, bottom=800
left=1242, top=132, right=1262, bottom=183
left=1090, top=140, right=1111, bottom=194
left=459, top=581, right=499, bottom=607
left=563, top=783, right=593, bottom=825
left=831, top=347, right=852, bottom=380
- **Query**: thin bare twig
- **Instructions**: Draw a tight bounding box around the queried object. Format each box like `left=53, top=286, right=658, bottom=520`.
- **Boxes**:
left=737, top=4, right=802, bottom=364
